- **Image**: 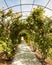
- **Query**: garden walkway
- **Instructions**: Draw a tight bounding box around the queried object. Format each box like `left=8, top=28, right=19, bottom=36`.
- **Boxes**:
left=11, top=40, right=42, bottom=65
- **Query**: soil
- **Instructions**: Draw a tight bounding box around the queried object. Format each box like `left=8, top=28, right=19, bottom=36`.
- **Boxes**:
left=35, top=50, right=52, bottom=65
left=29, top=45, right=52, bottom=65
left=0, top=60, right=11, bottom=65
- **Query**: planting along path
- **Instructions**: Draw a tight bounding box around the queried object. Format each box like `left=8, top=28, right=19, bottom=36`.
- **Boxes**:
left=11, top=40, right=42, bottom=65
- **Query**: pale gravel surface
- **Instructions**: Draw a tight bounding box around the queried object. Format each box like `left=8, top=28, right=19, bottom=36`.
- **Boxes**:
left=11, top=40, right=42, bottom=65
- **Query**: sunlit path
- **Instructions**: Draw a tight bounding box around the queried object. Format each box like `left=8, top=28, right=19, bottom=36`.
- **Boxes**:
left=11, top=39, right=42, bottom=65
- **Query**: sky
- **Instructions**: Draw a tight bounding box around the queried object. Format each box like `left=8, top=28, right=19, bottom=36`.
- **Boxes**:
left=0, top=0, right=52, bottom=19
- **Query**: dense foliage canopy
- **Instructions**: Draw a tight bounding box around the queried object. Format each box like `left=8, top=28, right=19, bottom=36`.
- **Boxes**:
left=0, top=7, right=52, bottom=61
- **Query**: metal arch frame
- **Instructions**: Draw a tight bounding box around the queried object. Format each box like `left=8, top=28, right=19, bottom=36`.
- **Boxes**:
left=3, top=0, right=51, bottom=9
left=3, top=4, right=52, bottom=11
left=2, top=0, right=52, bottom=20
left=3, top=0, right=8, bottom=7
left=45, top=0, right=51, bottom=7
left=20, top=0, right=22, bottom=13
left=3, top=0, right=52, bottom=11
left=13, top=11, right=32, bottom=14
left=31, top=0, right=35, bottom=11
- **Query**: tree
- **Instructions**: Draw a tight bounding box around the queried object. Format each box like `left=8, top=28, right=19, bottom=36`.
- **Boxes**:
left=26, top=7, right=52, bottom=65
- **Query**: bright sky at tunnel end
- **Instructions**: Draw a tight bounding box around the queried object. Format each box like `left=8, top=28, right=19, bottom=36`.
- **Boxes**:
left=0, top=0, right=52, bottom=18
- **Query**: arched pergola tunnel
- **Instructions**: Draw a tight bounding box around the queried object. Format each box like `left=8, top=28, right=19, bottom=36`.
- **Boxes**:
left=18, top=29, right=31, bottom=43
left=0, top=1, right=52, bottom=65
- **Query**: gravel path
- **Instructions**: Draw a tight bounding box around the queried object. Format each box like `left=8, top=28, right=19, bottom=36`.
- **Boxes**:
left=11, top=40, right=42, bottom=65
